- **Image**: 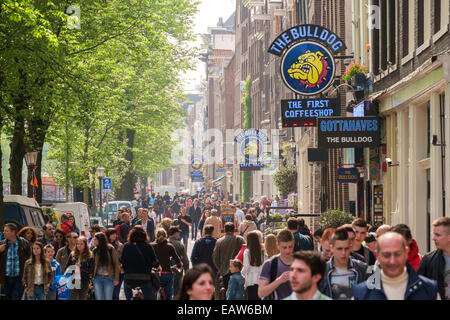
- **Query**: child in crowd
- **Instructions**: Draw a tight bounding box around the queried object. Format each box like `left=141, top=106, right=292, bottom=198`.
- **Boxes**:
left=44, top=244, right=62, bottom=300
left=226, top=259, right=245, bottom=300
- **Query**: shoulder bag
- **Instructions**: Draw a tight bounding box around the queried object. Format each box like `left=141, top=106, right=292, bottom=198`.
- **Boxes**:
left=123, top=243, right=160, bottom=289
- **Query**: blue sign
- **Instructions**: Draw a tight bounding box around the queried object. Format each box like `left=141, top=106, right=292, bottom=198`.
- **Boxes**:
left=102, top=177, right=112, bottom=191
left=281, top=98, right=340, bottom=127
left=191, top=155, right=203, bottom=171
left=192, top=176, right=204, bottom=183
left=240, top=137, right=263, bottom=162
left=337, top=168, right=359, bottom=183
left=240, top=162, right=264, bottom=171
left=281, top=41, right=335, bottom=96
left=268, top=25, right=347, bottom=57
left=317, top=117, right=380, bottom=149
left=191, top=171, right=203, bottom=177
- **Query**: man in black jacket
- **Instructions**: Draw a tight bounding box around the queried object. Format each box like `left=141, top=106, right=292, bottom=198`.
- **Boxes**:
left=136, top=209, right=155, bottom=242
left=188, top=199, right=202, bottom=241
left=417, top=217, right=450, bottom=300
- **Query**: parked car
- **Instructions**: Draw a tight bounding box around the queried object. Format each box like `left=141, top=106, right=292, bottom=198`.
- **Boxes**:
left=3, top=195, right=46, bottom=237
left=53, top=202, right=91, bottom=237
left=89, top=217, right=106, bottom=232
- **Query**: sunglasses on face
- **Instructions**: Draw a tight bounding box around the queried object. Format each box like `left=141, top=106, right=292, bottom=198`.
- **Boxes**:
left=55, top=235, right=63, bottom=239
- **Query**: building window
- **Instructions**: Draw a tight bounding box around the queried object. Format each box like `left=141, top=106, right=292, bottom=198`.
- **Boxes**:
left=402, top=0, right=409, bottom=58
left=434, top=0, right=442, bottom=34
left=371, top=0, right=380, bottom=75
left=427, top=102, right=431, bottom=158
left=417, top=0, right=425, bottom=47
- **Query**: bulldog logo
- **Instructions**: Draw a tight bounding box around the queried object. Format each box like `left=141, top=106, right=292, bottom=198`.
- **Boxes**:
left=244, top=140, right=259, bottom=157
left=287, top=50, right=330, bottom=88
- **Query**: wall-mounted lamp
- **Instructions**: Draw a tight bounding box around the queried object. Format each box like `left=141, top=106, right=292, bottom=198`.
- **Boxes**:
left=432, top=135, right=446, bottom=146
left=386, top=158, right=399, bottom=167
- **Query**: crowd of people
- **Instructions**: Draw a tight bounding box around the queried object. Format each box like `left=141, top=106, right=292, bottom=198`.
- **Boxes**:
left=0, top=191, right=449, bottom=301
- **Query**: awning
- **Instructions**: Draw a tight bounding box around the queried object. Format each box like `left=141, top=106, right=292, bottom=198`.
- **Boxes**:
left=211, top=175, right=225, bottom=186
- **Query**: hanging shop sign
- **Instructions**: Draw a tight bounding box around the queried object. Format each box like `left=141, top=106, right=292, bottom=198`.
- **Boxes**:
left=268, top=25, right=346, bottom=96
left=216, top=162, right=226, bottom=172
left=281, top=97, right=340, bottom=127
left=190, top=170, right=204, bottom=183
left=373, top=185, right=384, bottom=228
left=317, top=117, right=380, bottom=149
left=235, top=129, right=268, bottom=171
left=337, top=167, right=359, bottom=183
left=191, top=154, right=203, bottom=171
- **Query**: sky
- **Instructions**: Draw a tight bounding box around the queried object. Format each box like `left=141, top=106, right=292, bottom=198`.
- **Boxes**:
left=183, top=0, right=236, bottom=93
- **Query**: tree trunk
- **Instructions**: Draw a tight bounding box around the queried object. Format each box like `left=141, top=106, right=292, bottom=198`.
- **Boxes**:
left=0, top=118, right=4, bottom=230
left=116, top=128, right=136, bottom=200
left=9, top=116, right=25, bottom=195
left=91, top=175, right=97, bottom=216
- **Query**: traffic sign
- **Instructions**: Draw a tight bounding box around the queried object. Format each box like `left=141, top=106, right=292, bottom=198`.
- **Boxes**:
left=103, top=177, right=112, bottom=192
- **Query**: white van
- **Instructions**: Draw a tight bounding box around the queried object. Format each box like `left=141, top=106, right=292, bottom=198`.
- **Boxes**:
left=102, top=200, right=136, bottom=226
left=54, top=202, right=91, bottom=237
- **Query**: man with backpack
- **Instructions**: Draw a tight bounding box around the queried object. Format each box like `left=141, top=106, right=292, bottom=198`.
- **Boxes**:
left=60, top=214, right=75, bottom=235
left=212, top=223, right=245, bottom=292
left=258, top=230, right=294, bottom=300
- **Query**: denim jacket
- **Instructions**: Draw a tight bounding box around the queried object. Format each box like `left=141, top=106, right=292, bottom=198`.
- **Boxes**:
left=318, top=256, right=368, bottom=298
left=226, top=272, right=245, bottom=300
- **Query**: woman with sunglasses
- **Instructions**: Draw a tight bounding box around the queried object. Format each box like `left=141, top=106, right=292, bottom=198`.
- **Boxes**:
left=51, top=229, right=67, bottom=257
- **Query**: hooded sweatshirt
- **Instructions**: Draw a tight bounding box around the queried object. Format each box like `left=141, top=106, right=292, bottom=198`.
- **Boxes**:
left=407, top=239, right=422, bottom=271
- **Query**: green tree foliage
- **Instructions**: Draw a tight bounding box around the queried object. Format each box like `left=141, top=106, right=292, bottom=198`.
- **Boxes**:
left=241, top=75, right=251, bottom=202
left=0, top=0, right=199, bottom=213
left=273, top=165, right=297, bottom=198
left=319, top=209, right=354, bottom=230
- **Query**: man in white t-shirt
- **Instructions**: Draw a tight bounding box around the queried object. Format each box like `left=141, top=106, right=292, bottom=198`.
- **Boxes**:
left=234, top=203, right=245, bottom=226
left=147, top=206, right=157, bottom=222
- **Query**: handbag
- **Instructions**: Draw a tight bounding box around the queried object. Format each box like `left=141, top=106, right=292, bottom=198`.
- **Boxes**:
left=124, top=243, right=160, bottom=289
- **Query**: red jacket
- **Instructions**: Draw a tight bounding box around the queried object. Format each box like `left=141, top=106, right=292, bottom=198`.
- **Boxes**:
left=60, top=221, right=74, bottom=235
left=407, top=239, right=422, bottom=271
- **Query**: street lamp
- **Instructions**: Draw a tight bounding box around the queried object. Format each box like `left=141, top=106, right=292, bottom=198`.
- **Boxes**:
left=96, top=166, right=105, bottom=217
left=25, top=150, right=39, bottom=199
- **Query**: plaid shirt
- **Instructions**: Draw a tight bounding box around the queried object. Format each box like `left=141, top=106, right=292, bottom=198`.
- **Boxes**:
left=5, top=239, right=20, bottom=277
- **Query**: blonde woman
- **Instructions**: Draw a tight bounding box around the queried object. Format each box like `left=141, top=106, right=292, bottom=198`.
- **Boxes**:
left=159, top=218, right=173, bottom=234
left=264, top=234, right=279, bottom=258
left=151, top=228, right=182, bottom=300
left=66, top=236, right=94, bottom=300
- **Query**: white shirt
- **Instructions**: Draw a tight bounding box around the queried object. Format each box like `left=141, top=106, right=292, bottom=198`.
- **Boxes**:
left=242, top=249, right=267, bottom=288
left=148, top=211, right=156, bottom=221
left=34, top=264, right=43, bottom=285
left=235, top=208, right=245, bottom=225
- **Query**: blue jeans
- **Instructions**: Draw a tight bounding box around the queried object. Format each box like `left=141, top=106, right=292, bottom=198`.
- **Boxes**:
left=124, top=281, right=155, bottom=300
left=179, top=232, right=189, bottom=251
left=191, top=220, right=200, bottom=240
left=3, top=276, right=24, bottom=300
left=113, top=273, right=124, bottom=300
left=93, top=276, right=114, bottom=300
left=158, top=272, right=173, bottom=300
left=27, top=285, right=46, bottom=300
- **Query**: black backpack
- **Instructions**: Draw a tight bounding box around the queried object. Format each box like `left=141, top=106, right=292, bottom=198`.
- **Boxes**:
left=266, top=256, right=279, bottom=300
